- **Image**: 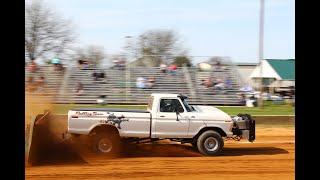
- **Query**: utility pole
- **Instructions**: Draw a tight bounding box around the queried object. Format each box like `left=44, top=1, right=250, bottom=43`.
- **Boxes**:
left=258, top=0, right=265, bottom=109
left=125, top=36, right=133, bottom=103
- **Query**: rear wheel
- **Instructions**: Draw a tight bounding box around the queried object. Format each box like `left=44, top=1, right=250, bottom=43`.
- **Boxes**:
left=92, top=132, right=120, bottom=156
left=197, top=130, right=224, bottom=156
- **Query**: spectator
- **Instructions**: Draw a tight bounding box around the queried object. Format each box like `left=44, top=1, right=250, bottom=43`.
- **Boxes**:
left=78, top=59, right=84, bottom=69
left=224, top=78, right=232, bottom=89
left=92, top=70, right=106, bottom=83
left=92, top=71, right=99, bottom=82
left=204, top=78, right=212, bottom=89
left=136, top=77, right=147, bottom=89
left=160, top=62, right=167, bottom=73
left=200, top=79, right=206, bottom=87
left=240, top=93, right=246, bottom=106
left=88, top=62, right=94, bottom=69
left=83, top=61, right=89, bottom=69
left=57, top=63, right=65, bottom=74
left=213, top=80, right=225, bottom=91
left=28, top=59, right=38, bottom=73
left=147, top=76, right=156, bottom=88
left=169, top=63, right=177, bottom=75
left=51, top=58, right=61, bottom=71
left=211, top=77, right=218, bottom=87
left=73, top=82, right=84, bottom=95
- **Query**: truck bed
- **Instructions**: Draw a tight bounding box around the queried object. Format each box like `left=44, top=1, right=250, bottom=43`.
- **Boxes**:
left=71, top=108, right=150, bottom=113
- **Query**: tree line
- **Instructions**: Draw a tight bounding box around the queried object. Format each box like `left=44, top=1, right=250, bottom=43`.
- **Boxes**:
left=25, top=1, right=209, bottom=67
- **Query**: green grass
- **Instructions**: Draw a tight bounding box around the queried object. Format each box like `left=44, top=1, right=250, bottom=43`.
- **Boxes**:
left=256, top=124, right=295, bottom=128
left=52, top=101, right=295, bottom=116
left=216, top=103, right=295, bottom=116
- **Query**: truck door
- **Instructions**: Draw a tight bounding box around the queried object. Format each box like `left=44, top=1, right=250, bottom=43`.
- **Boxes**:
left=154, top=98, right=190, bottom=138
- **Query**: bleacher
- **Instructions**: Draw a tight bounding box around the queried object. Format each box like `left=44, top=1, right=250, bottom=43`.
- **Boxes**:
left=25, top=63, right=244, bottom=105
left=59, top=67, right=191, bottom=104
left=25, top=65, right=64, bottom=103
left=192, top=66, right=243, bottom=105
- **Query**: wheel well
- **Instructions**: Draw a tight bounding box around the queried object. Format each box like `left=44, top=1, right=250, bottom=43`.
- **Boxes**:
left=193, top=127, right=226, bottom=142
left=90, top=125, right=119, bottom=136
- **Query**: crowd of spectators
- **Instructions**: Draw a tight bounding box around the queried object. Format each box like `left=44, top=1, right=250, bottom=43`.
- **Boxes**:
left=199, top=77, right=233, bottom=92
left=159, top=61, right=177, bottom=75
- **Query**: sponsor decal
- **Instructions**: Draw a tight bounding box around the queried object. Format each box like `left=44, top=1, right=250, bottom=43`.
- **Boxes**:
left=75, top=111, right=104, bottom=116
left=99, top=113, right=129, bottom=129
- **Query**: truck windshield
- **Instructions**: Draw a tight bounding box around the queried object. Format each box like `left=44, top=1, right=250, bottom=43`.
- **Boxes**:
left=181, top=98, right=192, bottom=112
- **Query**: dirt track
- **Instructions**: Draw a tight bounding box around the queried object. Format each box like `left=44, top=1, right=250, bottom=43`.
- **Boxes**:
left=25, top=127, right=294, bottom=180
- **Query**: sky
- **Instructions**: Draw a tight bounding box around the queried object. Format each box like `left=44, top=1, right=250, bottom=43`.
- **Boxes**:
left=26, top=0, right=295, bottom=64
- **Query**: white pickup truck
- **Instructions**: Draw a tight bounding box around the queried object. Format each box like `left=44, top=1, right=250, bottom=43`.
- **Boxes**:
left=65, top=93, right=255, bottom=156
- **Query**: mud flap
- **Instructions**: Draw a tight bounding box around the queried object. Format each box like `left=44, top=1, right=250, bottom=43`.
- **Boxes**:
left=244, top=114, right=256, bottom=142
left=249, top=118, right=255, bottom=142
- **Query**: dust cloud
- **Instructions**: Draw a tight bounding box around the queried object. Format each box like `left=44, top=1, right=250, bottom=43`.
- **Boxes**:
left=25, top=92, right=55, bottom=126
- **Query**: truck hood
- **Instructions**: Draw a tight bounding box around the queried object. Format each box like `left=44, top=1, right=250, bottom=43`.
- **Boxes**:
left=191, top=105, right=232, bottom=121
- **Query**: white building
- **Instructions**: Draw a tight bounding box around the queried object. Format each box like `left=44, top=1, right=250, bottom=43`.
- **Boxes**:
left=249, top=59, right=295, bottom=93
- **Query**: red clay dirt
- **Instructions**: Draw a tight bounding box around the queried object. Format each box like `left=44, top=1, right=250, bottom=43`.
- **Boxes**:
left=25, top=127, right=295, bottom=180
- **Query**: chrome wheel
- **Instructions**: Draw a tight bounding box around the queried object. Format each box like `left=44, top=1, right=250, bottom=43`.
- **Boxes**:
left=98, top=138, right=112, bottom=153
left=204, top=137, right=219, bottom=151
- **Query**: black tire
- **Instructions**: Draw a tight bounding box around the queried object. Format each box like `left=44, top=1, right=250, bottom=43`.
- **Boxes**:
left=92, top=132, right=121, bottom=156
left=197, top=130, right=224, bottom=156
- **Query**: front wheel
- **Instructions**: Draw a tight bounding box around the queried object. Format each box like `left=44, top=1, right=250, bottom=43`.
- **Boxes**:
left=92, top=132, right=120, bottom=156
left=197, top=130, right=224, bottom=156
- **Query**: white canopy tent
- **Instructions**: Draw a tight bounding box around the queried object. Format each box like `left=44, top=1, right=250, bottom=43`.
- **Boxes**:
left=249, top=59, right=295, bottom=94
left=249, top=60, right=282, bottom=80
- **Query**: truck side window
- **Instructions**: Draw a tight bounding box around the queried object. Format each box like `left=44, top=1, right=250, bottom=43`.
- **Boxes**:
left=160, top=99, right=184, bottom=113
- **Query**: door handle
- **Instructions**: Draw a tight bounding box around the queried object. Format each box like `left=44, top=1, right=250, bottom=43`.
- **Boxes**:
left=160, top=115, right=165, bottom=117
left=191, top=116, right=196, bottom=118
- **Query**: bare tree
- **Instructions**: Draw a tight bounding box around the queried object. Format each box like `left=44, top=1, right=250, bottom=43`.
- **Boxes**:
left=135, top=29, right=188, bottom=66
left=74, top=45, right=106, bottom=66
left=25, top=0, right=76, bottom=62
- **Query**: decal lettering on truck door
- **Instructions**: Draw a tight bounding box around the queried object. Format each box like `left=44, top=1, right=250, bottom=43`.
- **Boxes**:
left=99, top=113, right=129, bottom=129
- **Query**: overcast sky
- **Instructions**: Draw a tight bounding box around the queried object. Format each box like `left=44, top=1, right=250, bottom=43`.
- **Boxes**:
left=26, top=0, right=295, bottom=64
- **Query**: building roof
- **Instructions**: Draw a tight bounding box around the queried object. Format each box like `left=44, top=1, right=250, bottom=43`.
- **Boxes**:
left=249, top=60, right=282, bottom=80
left=265, top=59, right=295, bottom=80
left=249, top=59, right=295, bottom=80
left=236, top=62, right=258, bottom=66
